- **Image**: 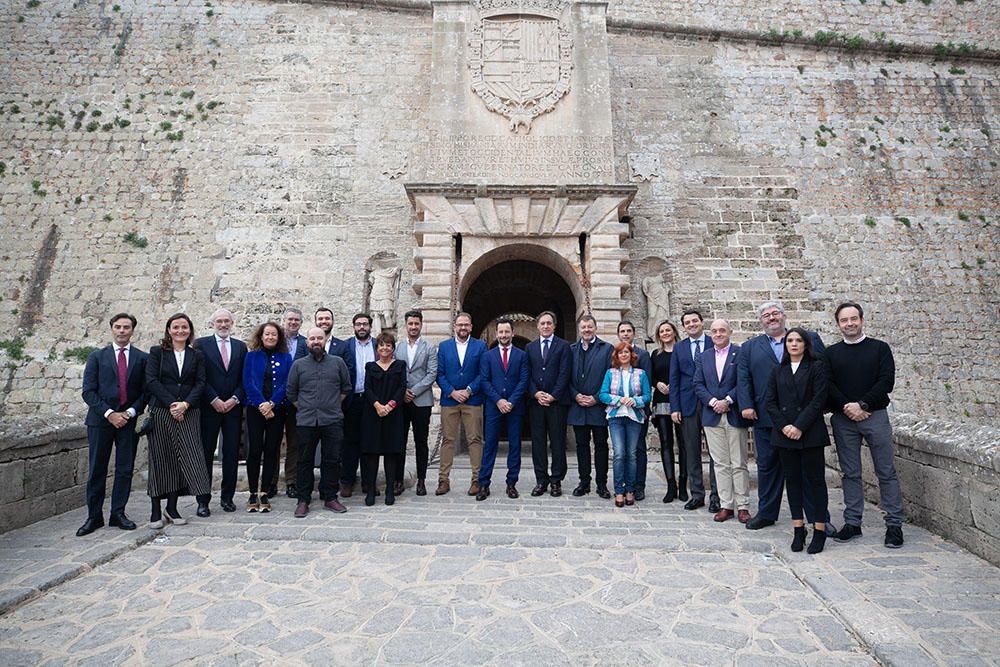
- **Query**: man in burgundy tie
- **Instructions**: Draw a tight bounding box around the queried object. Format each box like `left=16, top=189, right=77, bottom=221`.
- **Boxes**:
left=78, top=313, right=149, bottom=536
left=195, top=308, right=248, bottom=515
left=477, top=318, right=529, bottom=500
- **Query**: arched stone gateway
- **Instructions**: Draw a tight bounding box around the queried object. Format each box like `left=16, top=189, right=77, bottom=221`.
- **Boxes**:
left=404, top=184, right=636, bottom=340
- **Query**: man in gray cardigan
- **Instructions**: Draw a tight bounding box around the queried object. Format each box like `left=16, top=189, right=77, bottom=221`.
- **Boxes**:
left=395, top=310, right=438, bottom=496
left=287, top=327, right=352, bottom=518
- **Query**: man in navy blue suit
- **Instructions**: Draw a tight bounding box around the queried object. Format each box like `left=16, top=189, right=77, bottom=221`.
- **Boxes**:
left=436, top=312, right=487, bottom=496
left=315, top=307, right=343, bottom=355
left=477, top=318, right=529, bottom=500
left=694, top=319, right=751, bottom=523
left=196, top=308, right=247, bottom=515
left=526, top=310, right=572, bottom=497
left=275, top=307, right=309, bottom=498
left=737, top=301, right=833, bottom=532
left=669, top=309, right=720, bottom=513
left=568, top=315, right=613, bottom=499
left=78, top=313, right=148, bottom=536
left=337, top=313, right=376, bottom=497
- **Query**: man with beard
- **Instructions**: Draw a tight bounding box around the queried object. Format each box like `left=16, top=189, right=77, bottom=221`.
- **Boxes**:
left=394, top=310, right=437, bottom=496
left=339, top=313, right=376, bottom=497
left=314, top=307, right=343, bottom=355
left=737, top=301, right=833, bottom=532
left=287, top=327, right=352, bottom=518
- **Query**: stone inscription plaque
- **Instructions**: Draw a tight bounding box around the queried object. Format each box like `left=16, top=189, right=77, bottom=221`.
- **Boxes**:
left=426, top=132, right=614, bottom=182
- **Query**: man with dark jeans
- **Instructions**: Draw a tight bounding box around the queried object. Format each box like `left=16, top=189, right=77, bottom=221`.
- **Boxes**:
left=826, top=302, right=904, bottom=549
left=395, top=310, right=437, bottom=496
left=287, top=328, right=352, bottom=517
left=669, top=309, right=720, bottom=513
left=568, top=315, right=613, bottom=499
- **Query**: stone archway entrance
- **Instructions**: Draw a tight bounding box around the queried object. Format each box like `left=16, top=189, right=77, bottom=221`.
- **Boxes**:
left=403, top=184, right=636, bottom=341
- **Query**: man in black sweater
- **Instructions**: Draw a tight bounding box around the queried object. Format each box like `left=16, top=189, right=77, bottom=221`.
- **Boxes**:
left=825, top=302, right=904, bottom=548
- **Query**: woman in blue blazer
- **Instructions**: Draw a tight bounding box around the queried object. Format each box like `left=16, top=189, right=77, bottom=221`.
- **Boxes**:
left=242, top=322, right=292, bottom=513
left=599, top=342, right=652, bottom=508
left=764, top=328, right=830, bottom=554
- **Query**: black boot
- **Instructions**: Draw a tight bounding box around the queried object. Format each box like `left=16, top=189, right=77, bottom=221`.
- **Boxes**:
left=791, top=526, right=807, bottom=552
left=807, top=528, right=827, bottom=554
left=662, top=478, right=677, bottom=503
left=677, top=477, right=689, bottom=501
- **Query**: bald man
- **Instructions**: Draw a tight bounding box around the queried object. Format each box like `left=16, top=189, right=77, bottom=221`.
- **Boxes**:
left=195, top=308, right=247, bottom=516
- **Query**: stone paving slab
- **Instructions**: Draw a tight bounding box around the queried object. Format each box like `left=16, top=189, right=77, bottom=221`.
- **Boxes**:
left=0, top=460, right=998, bottom=666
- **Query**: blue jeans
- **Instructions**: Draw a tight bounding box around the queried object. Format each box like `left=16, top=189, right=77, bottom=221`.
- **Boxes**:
left=608, top=417, right=641, bottom=495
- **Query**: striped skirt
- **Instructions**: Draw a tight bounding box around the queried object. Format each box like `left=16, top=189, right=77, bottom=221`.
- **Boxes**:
left=146, top=407, right=211, bottom=498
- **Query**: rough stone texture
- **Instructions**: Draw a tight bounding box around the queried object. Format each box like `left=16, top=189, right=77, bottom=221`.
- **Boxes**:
left=826, top=413, right=1000, bottom=567
left=0, top=456, right=997, bottom=665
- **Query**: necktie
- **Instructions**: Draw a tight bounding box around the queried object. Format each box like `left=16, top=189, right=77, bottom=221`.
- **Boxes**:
left=219, top=338, right=229, bottom=370
left=502, top=346, right=508, bottom=371
left=117, top=348, right=128, bottom=408
left=542, top=339, right=549, bottom=362
left=694, top=339, right=701, bottom=359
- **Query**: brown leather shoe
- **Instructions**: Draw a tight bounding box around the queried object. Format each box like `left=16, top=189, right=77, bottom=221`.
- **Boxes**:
left=468, top=481, right=480, bottom=496
left=339, top=483, right=352, bottom=498
left=738, top=509, right=751, bottom=524
left=435, top=480, right=450, bottom=496
left=324, top=498, right=348, bottom=514
left=714, top=508, right=735, bottom=522
left=294, top=502, right=309, bottom=518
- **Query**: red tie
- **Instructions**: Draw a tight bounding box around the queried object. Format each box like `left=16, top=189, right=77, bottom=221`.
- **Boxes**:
left=117, top=348, right=128, bottom=408
left=502, top=347, right=508, bottom=371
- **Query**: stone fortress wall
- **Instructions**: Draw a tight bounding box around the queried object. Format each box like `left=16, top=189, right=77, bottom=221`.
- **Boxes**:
left=0, top=1, right=997, bottom=539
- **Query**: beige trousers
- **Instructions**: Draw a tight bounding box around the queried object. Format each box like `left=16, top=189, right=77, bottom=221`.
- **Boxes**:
left=439, top=404, right=483, bottom=483
left=704, top=418, right=750, bottom=510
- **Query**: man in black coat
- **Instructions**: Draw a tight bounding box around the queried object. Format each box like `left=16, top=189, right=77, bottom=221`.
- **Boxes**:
left=568, top=315, right=613, bottom=498
left=526, top=311, right=572, bottom=497
left=78, top=312, right=148, bottom=536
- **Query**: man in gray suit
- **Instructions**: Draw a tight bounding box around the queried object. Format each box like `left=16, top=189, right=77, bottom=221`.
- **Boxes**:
left=395, top=310, right=438, bottom=496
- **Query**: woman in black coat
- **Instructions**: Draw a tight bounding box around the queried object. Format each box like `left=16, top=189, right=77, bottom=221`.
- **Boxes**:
left=144, top=313, right=213, bottom=528
left=361, top=332, right=407, bottom=507
left=764, top=327, right=830, bottom=554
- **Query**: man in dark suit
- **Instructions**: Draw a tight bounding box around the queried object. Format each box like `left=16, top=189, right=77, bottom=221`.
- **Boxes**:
left=337, top=313, right=376, bottom=497
left=617, top=321, right=652, bottom=501
left=196, top=308, right=247, bottom=515
left=78, top=312, right=148, bottom=536
left=568, top=315, right=613, bottom=499
left=737, top=301, right=833, bottom=532
left=275, top=307, right=309, bottom=498
left=526, top=310, right=572, bottom=497
left=669, top=309, right=720, bottom=513
left=436, top=311, right=487, bottom=495
left=315, top=307, right=343, bottom=355
left=477, top=318, right=529, bottom=500
left=694, top=319, right=750, bottom=523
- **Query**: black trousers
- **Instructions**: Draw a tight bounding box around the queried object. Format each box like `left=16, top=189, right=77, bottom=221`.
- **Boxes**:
left=246, top=407, right=285, bottom=495
left=296, top=423, right=343, bottom=503
left=399, top=403, right=431, bottom=483
left=364, top=454, right=398, bottom=496
left=679, top=408, right=718, bottom=502
left=530, top=403, right=568, bottom=485
left=778, top=446, right=829, bottom=523
left=573, top=425, right=609, bottom=487
left=199, top=406, right=243, bottom=503
left=85, top=421, right=137, bottom=518
left=340, top=395, right=364, bottom=487
left=654, top=415, right=686, bottom=482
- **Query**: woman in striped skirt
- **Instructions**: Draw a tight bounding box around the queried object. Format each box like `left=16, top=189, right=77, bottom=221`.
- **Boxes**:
left=144, top=313, right=212, bottom=528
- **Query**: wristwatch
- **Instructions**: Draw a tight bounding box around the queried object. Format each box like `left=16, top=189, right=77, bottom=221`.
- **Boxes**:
left=858, top=401, right=869, bottom=411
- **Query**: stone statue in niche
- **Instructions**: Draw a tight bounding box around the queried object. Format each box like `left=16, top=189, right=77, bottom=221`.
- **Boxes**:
left=368, top=266, right=402, bottom=335
left=642, top=275, right=671, bottom=339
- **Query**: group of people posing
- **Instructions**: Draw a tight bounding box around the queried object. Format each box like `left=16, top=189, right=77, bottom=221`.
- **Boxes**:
left=78, top=299, right=904, bottom=553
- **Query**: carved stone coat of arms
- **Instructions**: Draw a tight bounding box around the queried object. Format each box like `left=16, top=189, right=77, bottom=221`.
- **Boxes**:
left=469, top=2, right=573, bottom=133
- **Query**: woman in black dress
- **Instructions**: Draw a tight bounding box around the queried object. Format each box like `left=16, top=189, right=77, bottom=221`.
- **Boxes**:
left=650, top=320, right=686, bottom=503
left=144, top=313, right=212, bottom=528
left=362, top=332, right=407, bottom=507
left=764, top=327, right=830, bottom=554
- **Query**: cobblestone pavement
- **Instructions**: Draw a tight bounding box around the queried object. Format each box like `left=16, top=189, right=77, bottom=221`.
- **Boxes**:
left=0, top=459, right=997, bottom=666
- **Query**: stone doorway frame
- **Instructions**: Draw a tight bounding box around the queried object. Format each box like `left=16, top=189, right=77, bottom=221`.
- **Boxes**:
left=404, top=183, right=637, bottom=341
